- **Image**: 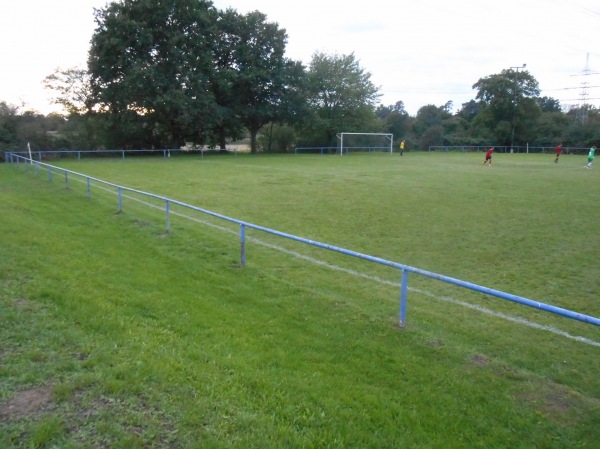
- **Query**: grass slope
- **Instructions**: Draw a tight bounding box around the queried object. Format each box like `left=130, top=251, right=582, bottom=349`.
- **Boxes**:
left=1, top=153, right=599, bottom=448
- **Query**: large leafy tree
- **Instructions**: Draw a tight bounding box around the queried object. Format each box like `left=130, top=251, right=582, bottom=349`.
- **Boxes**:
left=532, top=111, right=571, bottom=146
left=15, top=111, right=56, bottom=150
left=537, top=96, right=562, bottom=113
left=0, top=101, right=21, bottom=153
left=376, top=101, right=412, bottom=142
left=43, top=67, right=108, bottom=150
left=209, top=8, right=245, bottom=149
left=43, top=67, right=93, bottom=115
left=472, top=69, right=540, bottom=146
left=413, top=104, right=451, bottom=148
left=0, top=102, right=73, bottom=152
left=304, top=52, right=380, bottom=145
left=564, top=106, right=600, bottom=147
left=88, top=0, right=218, bottom=148
left=223, top=10, right=305, bottom=153
left=457, top=100, right=481, bottom=123
left=413, top=104, right=450, bottom=136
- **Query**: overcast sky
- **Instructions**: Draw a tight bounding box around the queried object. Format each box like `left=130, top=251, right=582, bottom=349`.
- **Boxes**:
left=1, top=0, right=598, bottom=115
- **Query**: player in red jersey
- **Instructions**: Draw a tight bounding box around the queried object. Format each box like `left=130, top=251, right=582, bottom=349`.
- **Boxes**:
left=554, top=144, right=563, bottom=163
left=483, top=147, right=494, bottom=166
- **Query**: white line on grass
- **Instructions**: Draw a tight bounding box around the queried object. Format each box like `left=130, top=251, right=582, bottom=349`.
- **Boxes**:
left=166, top=209, right=600, bottom=348
left=73, top=177, right=600, bottom=348
left=250, top=239, right=600, bottom=348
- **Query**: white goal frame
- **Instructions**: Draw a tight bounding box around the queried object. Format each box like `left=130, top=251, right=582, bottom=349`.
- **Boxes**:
left=336, top=132, right=394, bottom=156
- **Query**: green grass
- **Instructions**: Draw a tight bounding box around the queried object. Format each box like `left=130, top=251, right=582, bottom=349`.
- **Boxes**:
left=1, top=152, right=599, bottom=448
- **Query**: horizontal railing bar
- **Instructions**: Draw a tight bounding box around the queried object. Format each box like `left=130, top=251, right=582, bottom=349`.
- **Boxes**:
left=8, top=154, right=600, bottom=328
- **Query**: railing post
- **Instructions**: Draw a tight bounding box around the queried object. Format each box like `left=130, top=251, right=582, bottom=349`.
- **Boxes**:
left=399, top=268, right=408, bottom=328
left=48, top=168, right=52, bottom=181
left=118, top=187, right=123, bottom=211
left=165, top=199, right=171, bottom=233
left=240, top=224, right=246, bottom=267
left=64, top=171, right=69, bottom=187
left=87, top=177, right=91, bottom=199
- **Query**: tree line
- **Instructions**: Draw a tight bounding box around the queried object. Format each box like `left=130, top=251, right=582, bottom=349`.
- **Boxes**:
left=2, top=0, right=599, bottom=157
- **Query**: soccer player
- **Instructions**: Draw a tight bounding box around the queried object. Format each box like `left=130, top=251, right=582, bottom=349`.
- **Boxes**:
left=585, top=146, right=596, bottom=169
left=483, top=147, right=494, bottom=166
left=554, top=143, right=562, bottom=163
left=400, top=140, right=405, bottom=156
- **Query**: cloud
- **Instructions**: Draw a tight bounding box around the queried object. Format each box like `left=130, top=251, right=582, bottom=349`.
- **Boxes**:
left=343, top=21, right=386, bottom=33
left=1, top=0, right=598, bottom=115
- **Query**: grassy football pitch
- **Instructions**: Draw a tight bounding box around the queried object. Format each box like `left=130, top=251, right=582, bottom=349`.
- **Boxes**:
left=1, top=151, right=599, bottom=448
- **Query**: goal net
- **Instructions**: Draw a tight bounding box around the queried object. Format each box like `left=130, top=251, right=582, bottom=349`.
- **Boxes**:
left=336, top=132, right=394, bottom=156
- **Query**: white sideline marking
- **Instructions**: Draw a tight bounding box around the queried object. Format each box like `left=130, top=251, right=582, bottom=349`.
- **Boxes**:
left=252, top=240, right=600, bottom=348
left=74, top=178, right=600, bottom=348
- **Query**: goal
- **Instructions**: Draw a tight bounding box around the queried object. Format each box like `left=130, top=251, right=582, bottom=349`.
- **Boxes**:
left=336, top=132, right=394, bottom=156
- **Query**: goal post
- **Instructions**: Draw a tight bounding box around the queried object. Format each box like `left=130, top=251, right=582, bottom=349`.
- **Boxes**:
left=336, top=132, right=394, bottom=156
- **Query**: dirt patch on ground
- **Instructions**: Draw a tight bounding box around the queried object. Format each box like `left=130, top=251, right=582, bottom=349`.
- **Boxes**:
left=542, top=390, right=573, bottom=414
left=426, top=339, right=445, bottom=348
left=469, top=354, right=489, bottom=366
left=0, top=386, right=53, bottom=421
left=12, top=297, right=36, bottom=311
left=13, top=297, right=29, bottom=307
left=517, top=382, right=587, bottom=425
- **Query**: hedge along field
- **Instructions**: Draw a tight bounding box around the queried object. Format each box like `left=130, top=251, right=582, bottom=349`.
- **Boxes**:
left=1, top=151, right=599, bottom=448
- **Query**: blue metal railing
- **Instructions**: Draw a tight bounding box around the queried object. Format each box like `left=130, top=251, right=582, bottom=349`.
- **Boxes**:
left=294, top=146, right=391, bottom=155
left=5, top=149, right=176, bottom=163
left=3, top=148, right=245, bottom=164
left=427, top=145, right=590, bottom=154
left=7, top=153, right=600, bottom=328
left=294, top=147, right=337, bottom=155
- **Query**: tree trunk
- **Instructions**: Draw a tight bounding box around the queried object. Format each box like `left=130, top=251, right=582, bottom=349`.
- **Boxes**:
left=219, top=127, right=227, bottom=149
left=250, top=129, right=258, bottom=153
